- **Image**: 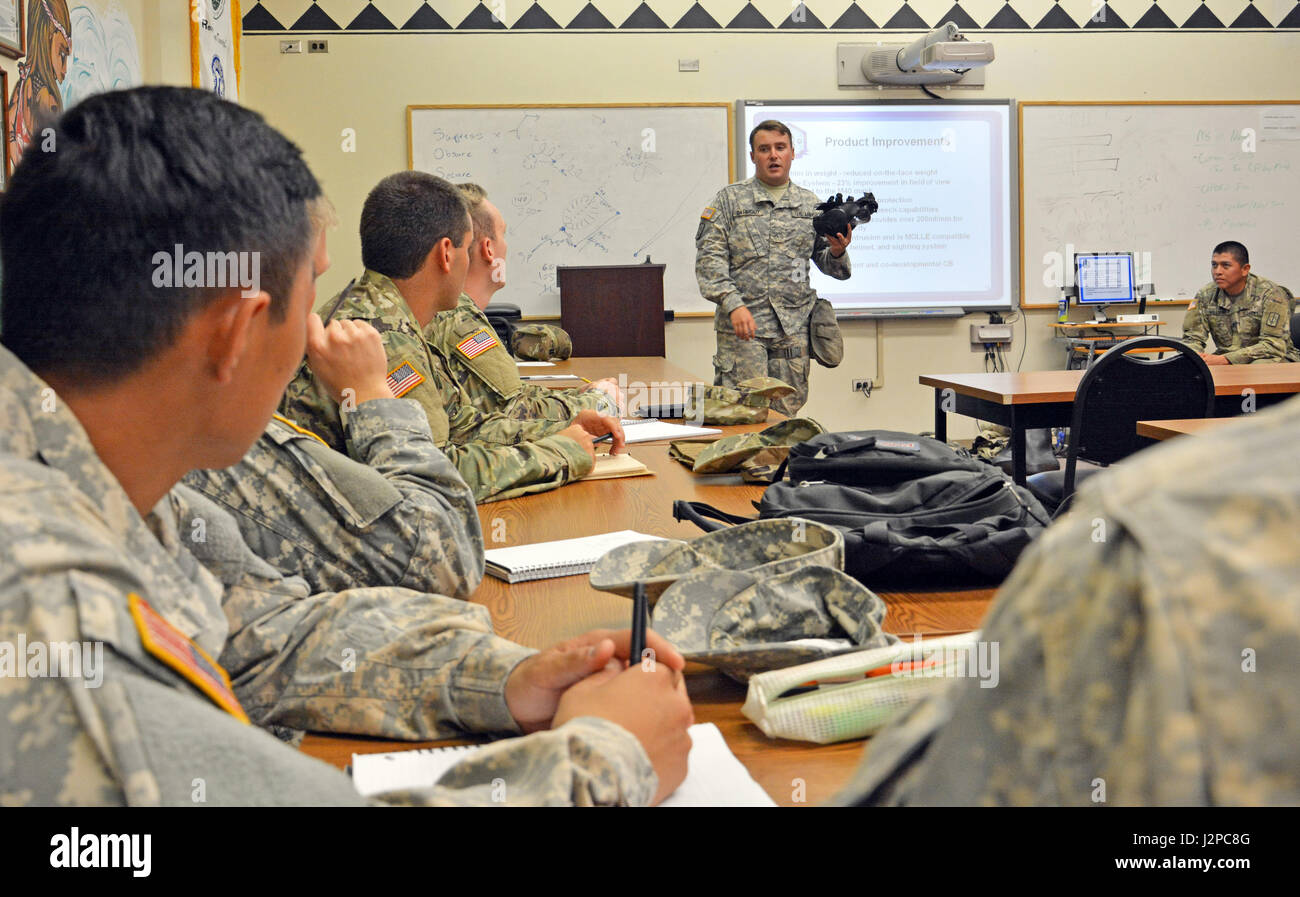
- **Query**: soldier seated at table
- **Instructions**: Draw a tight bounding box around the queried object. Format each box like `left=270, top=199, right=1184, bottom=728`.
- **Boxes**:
left=1181, top=241, right=1298, bottom=365
left=184, top=198, right=482, bottom=596
left=0, top=86, right=692, bottom=807
left=422, top=182, right=624, bottom=422
left=282, top=172, right=628, bottom=503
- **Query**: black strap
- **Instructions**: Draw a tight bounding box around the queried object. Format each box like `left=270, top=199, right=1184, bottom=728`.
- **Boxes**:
left=768, top=346, right=809, bottom=360
left=672, top=500, right=756, bottom=533
left=815, top=436, right=879, bottom=456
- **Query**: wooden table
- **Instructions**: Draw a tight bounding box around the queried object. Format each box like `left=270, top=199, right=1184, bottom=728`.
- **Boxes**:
left=1136, top=418, right=1235, bottom=441
left=517, top=355, right=706, bottom=417
left=301, top=356, right=996, bottom=806
left=921, top=363, right=1300, bottom=485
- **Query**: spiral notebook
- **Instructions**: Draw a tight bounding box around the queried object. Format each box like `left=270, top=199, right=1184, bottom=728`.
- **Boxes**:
left=483, top=530, right=664, bottom=583
left=350, top=722, right=776, bottom=807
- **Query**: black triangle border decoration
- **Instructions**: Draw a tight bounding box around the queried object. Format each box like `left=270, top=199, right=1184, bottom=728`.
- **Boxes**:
left=241, top=1, right=1299, bottom=32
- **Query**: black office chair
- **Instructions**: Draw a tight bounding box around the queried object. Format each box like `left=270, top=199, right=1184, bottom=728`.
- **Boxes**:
left=1026, top=336, right=1214, bottom=515
left=1290, top=309, right=1300, bottom=349
left=483, top=302, right=521, bottom=355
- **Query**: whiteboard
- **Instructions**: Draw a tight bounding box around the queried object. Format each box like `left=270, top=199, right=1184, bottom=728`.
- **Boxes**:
left=1020, top=102, right=1300, bottom=307
left=408, top=104, right=733, bottom=317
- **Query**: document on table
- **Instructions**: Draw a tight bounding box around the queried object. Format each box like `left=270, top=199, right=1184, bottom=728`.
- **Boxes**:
left=620, top=419, right=721, bottom=443
left=515, top=361, right=556, bottom=367
left=483, top=529, right=664, bottom=583
left=351, top=722, right=776, bottom=807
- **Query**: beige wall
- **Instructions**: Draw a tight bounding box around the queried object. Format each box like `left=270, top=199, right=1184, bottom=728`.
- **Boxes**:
left=239, top=28, right=1296, bottom=434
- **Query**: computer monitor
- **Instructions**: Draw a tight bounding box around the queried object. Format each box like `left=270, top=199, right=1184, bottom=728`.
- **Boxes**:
left=1074, top=252, right=1137, bottom=321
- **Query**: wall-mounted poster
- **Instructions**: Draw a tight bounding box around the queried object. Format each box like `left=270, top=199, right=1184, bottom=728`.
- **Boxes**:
left=6, top=1, right=141, bottom=174
left=0, top=69, right=9, bottom=190
left=0, top=0, right=23, bottom=59
left=191, top=0, right=240, bottom=103
left=7, top=0, right=69, bottom=173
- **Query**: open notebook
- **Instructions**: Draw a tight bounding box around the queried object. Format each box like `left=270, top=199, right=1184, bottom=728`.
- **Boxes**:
left=483, top=530, right=664, bottom=583
left=621, top=419, right=721, bottom=443
left=351, top=722, right=776, bottom=807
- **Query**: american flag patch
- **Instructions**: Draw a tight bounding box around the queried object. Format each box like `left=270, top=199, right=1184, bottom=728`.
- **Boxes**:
left=128, top=593, right=249, bottom=724
left=456, top=328, right=499, bottom=360
left=386, top=362, right=425, bottom=397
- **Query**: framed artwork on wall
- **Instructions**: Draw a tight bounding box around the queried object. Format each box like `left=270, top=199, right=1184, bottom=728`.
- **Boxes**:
left=0, top=0, right=24, bottom=60
left=0, top=68, right=9, bottom=189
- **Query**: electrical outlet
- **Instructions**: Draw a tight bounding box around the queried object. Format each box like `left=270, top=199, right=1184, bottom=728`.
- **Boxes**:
left=852, top=379, right=873, bottom=394
left=280, top=40, right=303, bottom=54
left=308, top=39, right=329, bottom=53
left=678, top=58, right=700, bottom=72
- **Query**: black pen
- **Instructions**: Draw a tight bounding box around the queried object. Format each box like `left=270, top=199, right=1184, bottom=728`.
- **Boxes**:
left=594, top=433, right=613, bottom=444
left=630, top=582, right=647, bottom=664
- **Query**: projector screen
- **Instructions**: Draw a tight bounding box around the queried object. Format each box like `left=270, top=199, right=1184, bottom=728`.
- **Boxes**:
left=740, top=100, right=1016, bottom=313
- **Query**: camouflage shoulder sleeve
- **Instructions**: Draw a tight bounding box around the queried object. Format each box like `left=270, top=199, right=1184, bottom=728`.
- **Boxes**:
left=441, top=432, right=595, bottom=504
left=381, top=717, right=657, bottom=806
left=496, top=384, right=617, bottom=429
left=429, top=348, right=573, bottom=447
left=1179, top=286, right=1213, bottom=351
left=0, top=478, right=366, bottom=806
left=370, top=328, right=454, bottom=445
left=696, top=186, right=745, bottom=316
left=281, top=360, right=347, bottom=452
left=1225, top=280, right=1293, bottom=365
left=168, top=486, right=535, bottom=740
left=341, top=397, right=484, bottom=597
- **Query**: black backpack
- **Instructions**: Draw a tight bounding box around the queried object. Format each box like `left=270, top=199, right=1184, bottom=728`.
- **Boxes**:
left=674, top=430, right=1051, bottom=588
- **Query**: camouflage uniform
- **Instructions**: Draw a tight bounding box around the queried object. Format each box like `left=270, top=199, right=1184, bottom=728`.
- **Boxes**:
left=833, top=395, right=1300, bottom=806
left=0, top=345, right=656, bottom=806
left=425, top=292, right=615, bottom=423
left=696, top=178, right=852, bottom=416
left=182, top=401, right=483, bottom=597
left=281, top=272, right=594, bottom=503
left=1180, top=274, right=1298, bottom=363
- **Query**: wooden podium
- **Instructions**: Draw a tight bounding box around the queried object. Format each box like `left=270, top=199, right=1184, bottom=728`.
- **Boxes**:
left=558, top=263, right=666, bottom=357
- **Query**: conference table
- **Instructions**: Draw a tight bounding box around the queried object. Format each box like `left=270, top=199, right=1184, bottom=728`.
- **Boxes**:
left=1136, top=417, right=1247, bottom=441
left=921, top=363, right=1300, bottom=485
left=300, top=357, right=996, bottom=806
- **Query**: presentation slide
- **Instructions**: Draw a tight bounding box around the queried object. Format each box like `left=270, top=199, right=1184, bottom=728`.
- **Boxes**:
left=741, top=101, right=1015, bottom=312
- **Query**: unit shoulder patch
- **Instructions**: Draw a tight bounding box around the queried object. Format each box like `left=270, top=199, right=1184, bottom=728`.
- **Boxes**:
left=385, top=361, right=425, bottom=398
left=128, top=593, right=249, bottom=724
left=455, top=327, right=500, bottom=360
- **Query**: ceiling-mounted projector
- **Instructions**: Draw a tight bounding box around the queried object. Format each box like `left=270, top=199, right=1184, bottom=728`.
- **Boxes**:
left=863, top=22, right=994, bottom=87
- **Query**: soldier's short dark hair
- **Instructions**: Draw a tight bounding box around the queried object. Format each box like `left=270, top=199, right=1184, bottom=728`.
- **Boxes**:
left=1, top=87, right=320, bottom=385
left=749, top=120, right=793, bottom=150
left=1213, top=241, right=1249, bottom=266
left=360, top=172, right=471, bottom=280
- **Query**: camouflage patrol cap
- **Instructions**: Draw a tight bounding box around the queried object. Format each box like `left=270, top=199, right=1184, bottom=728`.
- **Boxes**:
left=683, top=377, right=796, bottom=425
left=652, top=566, right=896, bottom=680
left=589, top=517, right=844, bottom=604
left=511, top=323, right=573, bottom=361
left=690, top=418, right=826, bottom=474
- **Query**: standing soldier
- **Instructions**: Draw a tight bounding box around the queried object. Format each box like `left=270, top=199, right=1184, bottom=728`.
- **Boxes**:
left=695, top=120, right=852, bottom=416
